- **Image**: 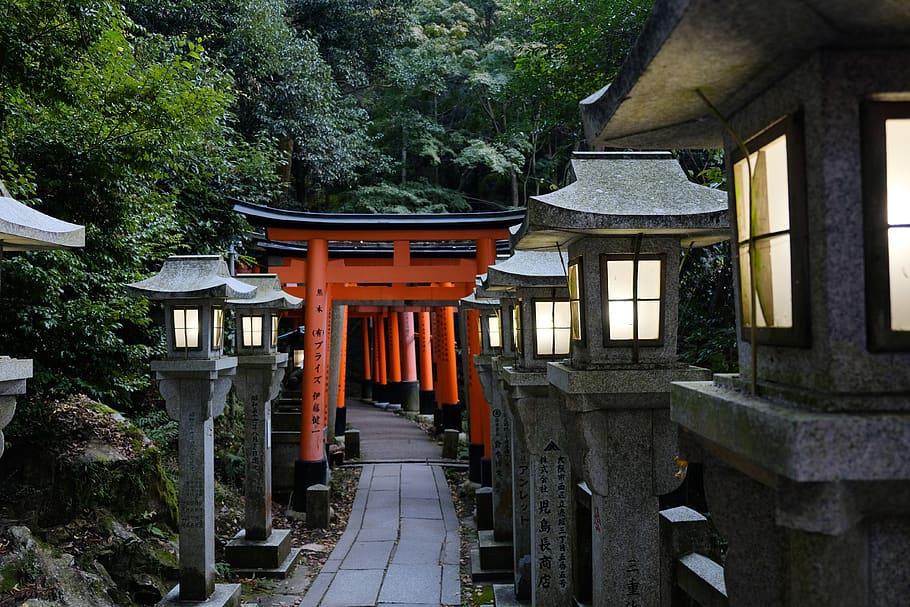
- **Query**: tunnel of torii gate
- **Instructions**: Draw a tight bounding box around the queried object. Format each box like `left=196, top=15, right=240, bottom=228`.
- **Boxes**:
left=234, top=199, right=526, bottom=510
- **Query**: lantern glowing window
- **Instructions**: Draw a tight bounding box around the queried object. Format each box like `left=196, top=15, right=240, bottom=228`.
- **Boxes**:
left=568, top=259, right=583, bottom=342
left=734, top=134, right=793, bottom=329
left=293, top=349, right=305, bottom=368
left=488, top=312, right=502, bottom=349
left=241, top=315, right=264, bottom=348
left=602, top=256, right=663, bottom=343
left=534, top=300, right=571, bottom=357
left=211, top=307, right=224, bottom=350
left=173, top=308, right=200, bottom=349
left=862, top=102, right=910, bottom=350
left=730, top=114, right=809, bottom=346
left=271, top=315, right=280, bottom=348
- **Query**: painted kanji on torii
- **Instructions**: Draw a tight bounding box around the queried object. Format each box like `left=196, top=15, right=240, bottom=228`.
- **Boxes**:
left=234, top=200, right=524, bottom=509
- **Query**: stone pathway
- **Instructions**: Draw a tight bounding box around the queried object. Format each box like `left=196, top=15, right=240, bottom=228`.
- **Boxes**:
left=300, top=462, right=461, bottom=606
left=344, top=397, right=442, bottom=462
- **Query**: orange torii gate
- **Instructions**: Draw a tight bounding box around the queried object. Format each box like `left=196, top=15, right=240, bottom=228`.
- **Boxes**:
left=234, top=200, right=525, bottom=510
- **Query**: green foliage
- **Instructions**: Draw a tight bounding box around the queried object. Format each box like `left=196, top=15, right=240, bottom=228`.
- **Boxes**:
left=678, top=242, right=738, bottom=373
left=132, top=409, right=179, bottom=451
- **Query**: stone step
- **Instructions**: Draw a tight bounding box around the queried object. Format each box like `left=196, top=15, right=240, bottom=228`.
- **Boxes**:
left=272, top=410, right=300, bottom=432
left=470, top=548, right=512, bottom=584
left=225, top=528, right=293, bottom=571
left=478, top=529, right=513, bottom=571
left=493, top=583, right=531, bottom=606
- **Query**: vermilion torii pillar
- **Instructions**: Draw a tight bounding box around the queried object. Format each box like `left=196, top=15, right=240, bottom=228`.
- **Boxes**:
left=418, top=310, right=435, bottom=414
left=437, top=302, right=460, bottom=431
left=387, top=310, right=403, bottom=409
left=375, top=312, right=389, bottom=407
left=292, top=238, right=328, bottom=513
left=470, top=237, right=496, bottom=483
left=399, top=310, right=419, bottom=411
left=361, top=317, right=372, bottom=400
left=334, top=305, right=349, bottom=437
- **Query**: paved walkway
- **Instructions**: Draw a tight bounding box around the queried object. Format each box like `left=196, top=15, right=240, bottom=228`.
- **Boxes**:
left=300, top=462, right=461, bottom=606
left=343, top=397, right=442, bottom=461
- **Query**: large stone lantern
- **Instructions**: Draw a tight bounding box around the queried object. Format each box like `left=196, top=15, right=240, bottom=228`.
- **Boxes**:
left=127, top=255, right=255, bottom=607
left=482, top=250, right=571, bottom=603
left=579, top=1, right=910, bottom=605
left=224, top=274, right=302, bottom=576
left=515, top=151, right=727, bottom=607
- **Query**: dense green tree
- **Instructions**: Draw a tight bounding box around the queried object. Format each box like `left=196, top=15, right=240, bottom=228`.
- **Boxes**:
left=0, top=0, right=281, bottom=406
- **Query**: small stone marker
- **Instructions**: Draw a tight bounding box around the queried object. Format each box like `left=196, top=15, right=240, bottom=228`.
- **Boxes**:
left=476, top=486, right=494, bottom=530
left=442, top=428, right=459, bottom=459
left=344, top=429, right=361, bottom=460
left=306, top=484, right=331, bottom=529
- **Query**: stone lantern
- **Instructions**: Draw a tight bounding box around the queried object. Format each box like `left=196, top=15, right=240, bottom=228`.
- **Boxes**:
left=0, top=189, right=84, bottom=460
left=514, top=151, right=727, bottom=607
left=578, top=1, right=910, bottom=605
left=127, top=255, right=255, bottom=606
left=224, top=274, right=302, bottom=576
left=482, top=249, right=570, bottom=603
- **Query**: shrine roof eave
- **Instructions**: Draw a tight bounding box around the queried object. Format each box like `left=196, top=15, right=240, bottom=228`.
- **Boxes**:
left=233, top=198, right=526, bottom=232
left=579, top=0, right=910, bottom=149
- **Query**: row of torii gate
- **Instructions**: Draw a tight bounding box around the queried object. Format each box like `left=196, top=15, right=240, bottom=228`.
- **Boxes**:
left=235, top=200, right=526, bottom=508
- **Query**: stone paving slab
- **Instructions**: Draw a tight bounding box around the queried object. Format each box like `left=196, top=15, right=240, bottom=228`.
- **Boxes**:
left=378, top=563, right=442, bottom=604
left=340, top=540, right=394, bottom=570
left=320, top=569, right=384, bottom=606
left=402, top=497, right=443, bottom=519
left=390, top=539, right=443, bottom=565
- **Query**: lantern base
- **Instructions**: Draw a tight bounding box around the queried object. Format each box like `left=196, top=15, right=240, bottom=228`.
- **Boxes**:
left=419, top=390, right=436, bottom=415
left=442, top=402, right=461, bottom=431
left=334, top=406, right=347, bottom=437
left=290, top=459, right=328, bottom=512
left=468, top=443, right=484, bottom=483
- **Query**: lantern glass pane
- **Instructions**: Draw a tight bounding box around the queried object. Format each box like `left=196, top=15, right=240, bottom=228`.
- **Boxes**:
left=173, top=308, right=200, bottom=349
left=889, top=227, right=910, bottom=330
left=293, top=349, right=305, bottom=367
left=607, top=260, right=634, bottom=299
left=212, top=307, right=224, bottom=349
left=637, top=260, right=662, bottom=299
left=740, top=235, right=792, bottom=328
left=608, top=300, right=635, bottom=340
left=271, top=315, right=279, bottom=348
left=570, top=301, right=582, bottom=341
left=513, top=304, right=521, bottom=353
left=536, top=327, right=554, bottom=356
left=488, top=315, right=502, bottom=348
left=568, top=263, right=580, bottom=299
left=735, top=135, right=790, bottom=241
left=886, top=119, right=910, bottom=225
left=638, top=301, right=661, bottom=340
left=535, top=301, right=553, bottom=329
left=241, top=315, right=264, bottom=347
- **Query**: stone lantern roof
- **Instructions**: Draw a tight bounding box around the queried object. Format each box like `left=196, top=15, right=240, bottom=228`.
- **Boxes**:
left=579, top=0, right=910, bottom=149
left=0, top=195, right=85, bottom=250
left=459, top=291, right=499, bottom=310
left=227, top=273, right=302, bottom=310
left=482, top=250, right=568, bottom=291
left=127, top=255, right=256, bottom=300
left=516, top=152, right=728, bottom=250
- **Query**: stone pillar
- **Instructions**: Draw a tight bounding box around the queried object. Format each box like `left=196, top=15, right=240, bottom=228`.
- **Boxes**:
left=505, top=369, right=574, bottom=605
left=225, top=353, right=300, bottom=575
left=417, top=310, right=435, bottom=414
left=154, top=359, right=241, bottom=605
left=487, top=356, right=514, bottom=542
left=464, top=309, right=490, bottom=485
left=399, top=311, right=419, bottom=412
left=0, top=358, right=32, bottom=460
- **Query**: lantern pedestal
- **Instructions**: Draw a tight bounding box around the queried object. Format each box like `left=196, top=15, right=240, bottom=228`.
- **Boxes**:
left=548, top=362, right=710, bottom=607
left=225, top=353, right=301, bottom=576
left=673, top=375, right=910, bottom=607
left=503, top=367, right=576, bottom=605
left=0, top=357, right=31, bottom=460
left=153, top=358, right=239, bottom=605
